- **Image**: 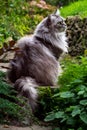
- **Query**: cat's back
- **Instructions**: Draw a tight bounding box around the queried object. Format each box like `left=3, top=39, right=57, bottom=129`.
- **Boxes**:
left=16, top=35, right=56, bottom=62
left=16, top=35, right=34, bottom=49
left=22, top=41, right=58, bottom=86
left=12, top=36, right=58, bottom=85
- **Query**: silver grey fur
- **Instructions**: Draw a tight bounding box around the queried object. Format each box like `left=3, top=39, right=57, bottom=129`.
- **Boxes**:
left=7, top=11, right=68, bottom=112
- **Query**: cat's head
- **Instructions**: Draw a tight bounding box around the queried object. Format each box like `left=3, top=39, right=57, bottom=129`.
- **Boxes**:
left=47, top=10, right=67, bottom=33
left=35, top=10, right=67, bottom=35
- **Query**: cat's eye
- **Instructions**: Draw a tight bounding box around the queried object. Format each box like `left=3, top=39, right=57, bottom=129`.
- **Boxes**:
left=57, top=21, right=63, bottom=25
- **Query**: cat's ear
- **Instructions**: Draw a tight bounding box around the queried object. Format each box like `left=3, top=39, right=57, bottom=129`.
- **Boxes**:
left=54, top=9, right=60, bottom=16
left=46, top=15, right=51, bottom=27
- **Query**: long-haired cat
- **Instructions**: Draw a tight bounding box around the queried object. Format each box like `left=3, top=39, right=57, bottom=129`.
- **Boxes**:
left=7, top=10, right=68, bottom=112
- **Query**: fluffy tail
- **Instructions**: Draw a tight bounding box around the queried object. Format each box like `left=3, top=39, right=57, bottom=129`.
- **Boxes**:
left=14, top=77, right=38, bottom=112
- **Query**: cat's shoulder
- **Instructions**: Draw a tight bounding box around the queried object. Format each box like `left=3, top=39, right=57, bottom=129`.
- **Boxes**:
left=16, top=35, right=34, bottom=49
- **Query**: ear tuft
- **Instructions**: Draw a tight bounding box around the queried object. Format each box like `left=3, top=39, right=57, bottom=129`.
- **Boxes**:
left=46, top=15, right=51, bottom=27
left=55, top=9, right=60, bottom=15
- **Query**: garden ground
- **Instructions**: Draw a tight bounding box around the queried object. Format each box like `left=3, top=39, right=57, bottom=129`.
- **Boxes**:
left=0, top=125, right=52, bottom=130
left=0, top=52, right=52, bottom=130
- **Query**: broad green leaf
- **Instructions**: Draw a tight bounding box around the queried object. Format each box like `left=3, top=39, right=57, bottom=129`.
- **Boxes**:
left=80, top=112, right=87, bottom=124
left=44, top=113, right=55, bottom=122
left=71, top=106, right=81, bottom=117
left=78, top=90, right=85, bottom=95
left=66, top=106, right=76, bottom=112
left=55, top=111, right=64, bottom=119
left=80, top=99, right=87, bottom=106
left=52, top=93, right=60, bottom=98
left=79, top=85, right=86, bottom=91
left=77, top=127, right=83, bottom=130
left=60, top=91, right=74, bottom=98
left=72, top=79, right=82, bottom=84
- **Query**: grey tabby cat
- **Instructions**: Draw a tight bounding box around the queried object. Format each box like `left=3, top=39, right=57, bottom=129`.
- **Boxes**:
left=7, top=10, right=68, bottom=112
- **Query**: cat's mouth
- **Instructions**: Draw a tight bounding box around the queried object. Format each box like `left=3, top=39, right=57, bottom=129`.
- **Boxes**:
left=60, top=25, right=67, bottom=32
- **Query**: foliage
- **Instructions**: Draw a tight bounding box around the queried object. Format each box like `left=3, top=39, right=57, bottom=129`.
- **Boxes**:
left=44, top=77, right=87, bottom=129
left=65, top=16, right=87, bottom=56
left=0, top=0, right=52, bottom=47
left=0, top=71, right=31, bottom=124
left=45, top=0, right=79, bottom=6
left=61, top=0, right=87, bottom=18
left=37, top=87, right=59, bottom=119
left=0, top=0, right=29, bottom=43
left=59, top=56, right=87, bottom=91
left=38, top=57, right=87, bottom=129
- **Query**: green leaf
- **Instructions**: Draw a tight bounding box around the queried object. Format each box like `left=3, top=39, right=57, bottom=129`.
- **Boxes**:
left=61, top=117, right=67, bottom=123
left=71, top=106, right=81, bottom=117
left=55, top=111, right=64, bottom=119
left=66, top=106, right=75, bottom=112
left=80, top=99, right=87, bottom=106
left=78, top=90, right=85, bottom=95
left=84, top=93, right=87, bottom=97
left=66, top=117, right=75, bottom=125
left=60, top=91, right=74, bottom=98
left=77, top=127, right=83, bottom=130
left=52, top=93, right=60, bottom=98
left=44, top=113, right=55, bottom=122
left=80, top=112, right=87, bottom=124
left=72, top=79, right=82, bottom=84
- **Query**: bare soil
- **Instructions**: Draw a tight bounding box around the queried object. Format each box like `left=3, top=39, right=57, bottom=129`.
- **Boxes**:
left=0, top=125, right=52, bottom=130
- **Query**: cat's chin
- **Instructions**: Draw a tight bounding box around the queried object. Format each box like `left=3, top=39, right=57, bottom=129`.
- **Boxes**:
left=55, top=27, right=66, bottom=34
left=59, top=26, right=67, bottom=32
left=55, top=31, right=64, bottom=34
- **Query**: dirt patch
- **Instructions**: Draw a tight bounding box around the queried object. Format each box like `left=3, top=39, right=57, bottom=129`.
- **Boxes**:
left=0, top=125, right=52, bottom=130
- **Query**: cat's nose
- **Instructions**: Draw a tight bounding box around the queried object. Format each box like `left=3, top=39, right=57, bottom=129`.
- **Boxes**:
left=62, top=22, right=67, bottom=26
left=62, top=23, right=67, bottom=29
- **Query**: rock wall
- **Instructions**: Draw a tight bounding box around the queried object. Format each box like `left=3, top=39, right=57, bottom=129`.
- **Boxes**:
left=66, top=16, right=87, bottom=56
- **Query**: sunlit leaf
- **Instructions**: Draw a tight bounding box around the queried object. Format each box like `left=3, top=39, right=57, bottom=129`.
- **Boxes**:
left=55, top=111, right=64, bottom=119
left=44, top=113, right=55, bottom=122
left=60, top=91, right=75, bottom=98
left=71, top=106, right=81, bottom=117
left=80, top=112, right=87, bottom=124
left=80, top=99, right=87, bottom=106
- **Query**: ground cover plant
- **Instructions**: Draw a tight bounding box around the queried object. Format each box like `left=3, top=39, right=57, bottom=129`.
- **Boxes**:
left=45, top=0, right=79, bottom=6
left=38, top=56, right=87, bottom=130
left=61, top=0, right=87, bottom=18
left=0, top=71, right=32, bottom=125
left=0, top=0, right=29, bottom=45
left=0, top=0, right=53, bottom=48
